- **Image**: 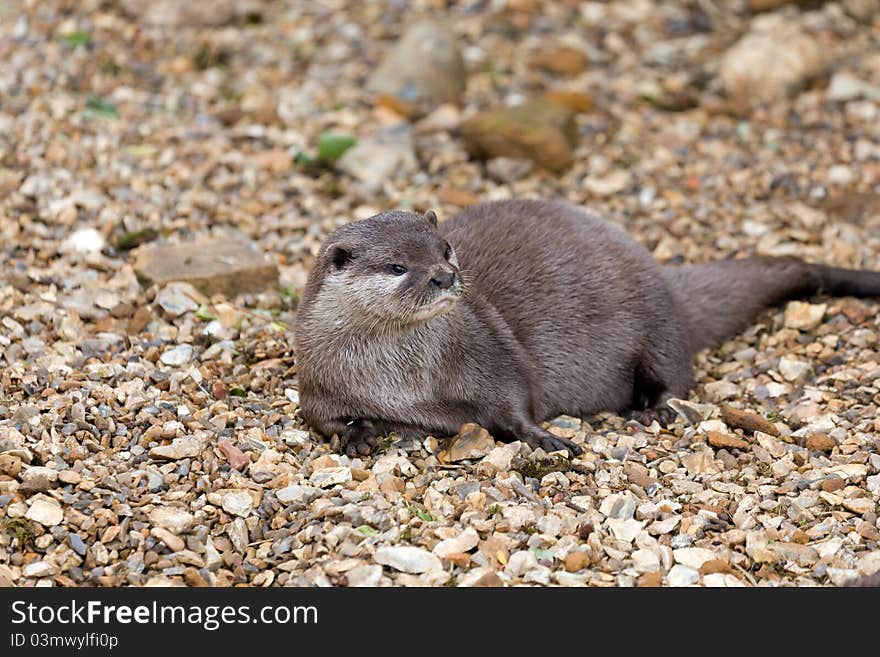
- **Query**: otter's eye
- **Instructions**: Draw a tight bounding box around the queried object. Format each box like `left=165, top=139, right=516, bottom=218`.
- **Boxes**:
left=389, top=264, right=408, bottom=276
left=443, top=243, right=453, bottom=260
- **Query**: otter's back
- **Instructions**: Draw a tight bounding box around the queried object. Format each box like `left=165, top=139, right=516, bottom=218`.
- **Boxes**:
left=440, top=199, right=682, bottom=416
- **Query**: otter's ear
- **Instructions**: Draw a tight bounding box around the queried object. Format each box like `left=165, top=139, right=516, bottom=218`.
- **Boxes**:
left=424, top=210, right=438, bottom=227
left=326, top=244, right=353, bottom=270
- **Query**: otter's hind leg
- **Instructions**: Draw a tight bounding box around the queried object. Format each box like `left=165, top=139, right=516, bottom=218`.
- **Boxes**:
left=629, top=344, right=694, bottom=426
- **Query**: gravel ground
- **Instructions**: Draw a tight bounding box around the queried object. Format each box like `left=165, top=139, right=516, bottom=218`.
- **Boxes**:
left=1, top=0, right=879, bottom=587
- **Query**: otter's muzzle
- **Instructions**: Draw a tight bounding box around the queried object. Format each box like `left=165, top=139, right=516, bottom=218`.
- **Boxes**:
left=430, top=269, right=457, bottom=290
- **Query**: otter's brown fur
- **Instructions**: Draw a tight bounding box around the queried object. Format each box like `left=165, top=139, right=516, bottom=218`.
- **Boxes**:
left=295, top=199, right=880, bottom=457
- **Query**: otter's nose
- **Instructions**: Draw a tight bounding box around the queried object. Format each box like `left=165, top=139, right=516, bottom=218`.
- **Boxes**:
left=430, top=270, right=456, bottom=290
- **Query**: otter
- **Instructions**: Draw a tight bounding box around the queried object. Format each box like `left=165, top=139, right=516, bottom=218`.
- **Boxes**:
left=295, top=199, right=880, bottom=457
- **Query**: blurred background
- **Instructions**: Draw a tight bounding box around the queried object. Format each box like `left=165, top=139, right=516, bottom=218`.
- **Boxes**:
left=2, top=0, right=879, bottom=301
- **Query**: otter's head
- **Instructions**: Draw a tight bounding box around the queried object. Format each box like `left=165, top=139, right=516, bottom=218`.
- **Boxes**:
left=314, top=210, right=462, bottom=327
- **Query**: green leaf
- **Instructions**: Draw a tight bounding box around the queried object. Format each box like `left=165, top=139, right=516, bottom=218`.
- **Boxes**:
left=356, top=525, right=378, bottom=536
left=230, top=387, right=247, bottom=397
left=407, top=504, right=433, bottom=522
left=63, top=30, right=92, bottom=47
left=115, top=227, right=158, bottom=250
left=316, top=132, right=356, bottom=162
left=195, top=305, right=217, bottom=321
left=84, top=96, right=118, bottom=119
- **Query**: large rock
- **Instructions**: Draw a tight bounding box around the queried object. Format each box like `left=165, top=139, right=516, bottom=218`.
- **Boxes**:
left=368, top=22, right=466, bottom=117
left=460, top=98, right=578, bottom=173
left=719, top=18, right=825, bottom=108
left=133, top=238, right=278, bottom=298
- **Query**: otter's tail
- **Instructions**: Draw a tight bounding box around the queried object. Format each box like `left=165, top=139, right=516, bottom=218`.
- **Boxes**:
left=662, top=256, right=880, bottom=352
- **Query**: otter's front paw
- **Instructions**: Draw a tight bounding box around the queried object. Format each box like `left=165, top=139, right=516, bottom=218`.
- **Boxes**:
left=521, top=428, right=583, bottom=456
left=340, top=419, right=381, bottom=457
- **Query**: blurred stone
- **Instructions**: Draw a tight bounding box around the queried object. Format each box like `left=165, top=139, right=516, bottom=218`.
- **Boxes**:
left=337, top=125, right=417, bottom=191
left=637, top=77, right=699, bottom=112
left=668, top=398, right=714, bottom=424
left=437, top=187, right=480, bottom=207
left=120, top=0, right=243, bottom=26
left=156, top=282, right=201, bottom=318
left=842, top=0, right=879, bottom=22
left=250, top=149, right=291, bottom=173
left=133, top=238, right=279, bottom=298
left=486, top=157, right=533, bottom=183
left=806, top=433, right=835, bottom=452
left=530, top=47, right=588, bottom=76
left=460, top=99, right=578, bottom=173
left=61, top=228, right=104, bottom=254
left=544, top=90, right=593, bottom=113
left=682, top=451, right=719, bottom=475
left=160, top=345, right=193, bottom=366
left=367, top=22, right=466, bottom=117
left=707, top=431, right=750, bottom=450
left=778, top=356, right=810, bottom=381
left=828, top=72, right=880, bottom=102
left=719, top=18, right=824, bottom=108
left=584, top=171, right=630, bottom=197
left=747, top=0, right=797, bottom=10
left=784, top=301, right=826, bottom=330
